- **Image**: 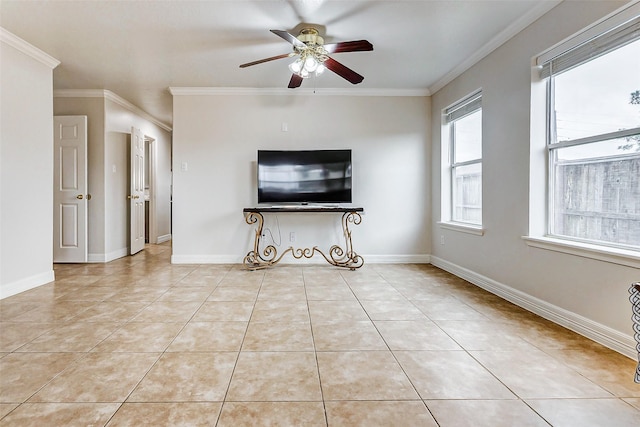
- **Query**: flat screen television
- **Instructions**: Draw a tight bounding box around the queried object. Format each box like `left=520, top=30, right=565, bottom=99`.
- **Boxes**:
left=257, top=149, right=352, bottom=204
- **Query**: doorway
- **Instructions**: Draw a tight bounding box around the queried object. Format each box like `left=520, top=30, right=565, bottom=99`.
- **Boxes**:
left=145, top=136, right=158, bottom=244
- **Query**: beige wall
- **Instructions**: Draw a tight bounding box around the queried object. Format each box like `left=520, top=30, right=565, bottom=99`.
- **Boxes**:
left=171, top=93, right=431, bottom=263
left=430, top=1, right=637, bottom=355
left=1, top=30, right=57, bottom=297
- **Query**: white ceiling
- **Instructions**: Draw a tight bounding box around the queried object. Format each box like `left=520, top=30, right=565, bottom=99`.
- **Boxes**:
left=0, top=0, right=560, bottom=127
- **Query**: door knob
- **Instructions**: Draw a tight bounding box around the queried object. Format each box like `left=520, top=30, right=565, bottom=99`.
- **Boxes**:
left=86, top=194, right=92, bottom=200
left=76, top=194, right=83, bottom=199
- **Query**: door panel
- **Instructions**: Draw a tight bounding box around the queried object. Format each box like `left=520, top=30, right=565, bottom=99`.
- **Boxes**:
left=130, top=127, right=145, bottom=255
left=54, top=116, right=88, bottom=262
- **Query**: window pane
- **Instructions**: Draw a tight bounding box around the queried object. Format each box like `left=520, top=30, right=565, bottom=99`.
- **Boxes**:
left=551, top=139, right=640, bottom=247
left=453, top=162, right=482, bottom=225
left=553, top=39, right=640, bottom=142
left=453, top=110, right=482, bottom=163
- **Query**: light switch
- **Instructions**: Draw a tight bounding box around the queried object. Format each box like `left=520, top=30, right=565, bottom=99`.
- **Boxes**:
left=112, top=164, right=117, bottom=173
left=281, top=122, right=288, bottom=132
left=181, top=162, right=188, bottom=172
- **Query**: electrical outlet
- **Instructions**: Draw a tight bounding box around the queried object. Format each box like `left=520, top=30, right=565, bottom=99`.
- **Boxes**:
left=440, top=235, right=445, bottom=245
left=289, top=232, right=296, bottom=242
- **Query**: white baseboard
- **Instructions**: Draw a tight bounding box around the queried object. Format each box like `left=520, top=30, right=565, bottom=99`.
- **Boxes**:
left=0, top=270, right=55, bottom=299
left=88, top=248, right=128, bottom=263
left=157, top=234, right=171, bottom=244
left=170, top=253, right=431, bottom=265
left=430, top=256, right=637, bottom=359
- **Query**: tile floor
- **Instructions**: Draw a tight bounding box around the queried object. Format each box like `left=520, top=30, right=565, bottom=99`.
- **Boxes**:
left=1, top=243, right=639, bottom=426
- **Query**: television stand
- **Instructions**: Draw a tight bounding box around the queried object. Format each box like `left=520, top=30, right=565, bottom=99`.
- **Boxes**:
left=242, top=206, right=364, bottom=270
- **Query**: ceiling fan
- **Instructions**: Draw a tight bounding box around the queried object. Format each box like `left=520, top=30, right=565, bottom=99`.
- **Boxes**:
left=239, top=28, right=373, bottom=89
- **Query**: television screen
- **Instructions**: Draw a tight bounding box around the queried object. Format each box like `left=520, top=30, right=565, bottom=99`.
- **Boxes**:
left=257, top=150, right=352, bottom=204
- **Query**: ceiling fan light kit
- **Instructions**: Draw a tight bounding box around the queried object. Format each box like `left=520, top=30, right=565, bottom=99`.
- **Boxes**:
left=239, top=27, right=373, bottom=88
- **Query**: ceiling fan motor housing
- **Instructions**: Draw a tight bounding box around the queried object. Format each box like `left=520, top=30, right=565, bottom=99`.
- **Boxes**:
left=297, top=28, right=324, bottom=46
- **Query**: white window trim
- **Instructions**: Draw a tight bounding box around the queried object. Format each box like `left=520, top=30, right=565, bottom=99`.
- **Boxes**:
left=441, top=88, right=483, bottom=228
left=438, top=221, right=485, bottom=236
left=522, top=236, right=640, bottom=269
left=527, top=1, right=640, bottom=263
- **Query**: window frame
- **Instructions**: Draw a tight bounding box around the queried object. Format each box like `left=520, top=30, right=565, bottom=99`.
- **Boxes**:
left=441, top=89, right=484, bottom=231
left=525, top=2, right=640, bottom=267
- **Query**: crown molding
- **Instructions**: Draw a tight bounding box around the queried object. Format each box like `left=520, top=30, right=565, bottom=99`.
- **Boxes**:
left=428, top=0, right=562, bottom=94
left=0, top=27, right=60, bottom=69
left=54, top=89, right=172, bottom=132
left=169, top=87, right=430, bottom=97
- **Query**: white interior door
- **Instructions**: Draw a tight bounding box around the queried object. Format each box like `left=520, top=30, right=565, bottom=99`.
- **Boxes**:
left=130, top=127, right=145, bottom=255
left=53, top=116, right=88, bottom=263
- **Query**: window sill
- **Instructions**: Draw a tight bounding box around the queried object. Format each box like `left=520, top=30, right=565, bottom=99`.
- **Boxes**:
left=438, top=221, right=485, bottom=236
left=522, top=236, right=640, bottom=268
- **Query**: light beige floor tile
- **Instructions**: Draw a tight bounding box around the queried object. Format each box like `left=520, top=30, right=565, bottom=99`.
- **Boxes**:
left=348, top=284, right=406, bottom=301
left=624, top=398, right=640, bottom=410
left=0, top=403, right=18, bottom=419
left=393, top=350, right=516, bottom=399
left=156, top=286, right=213, bottom=302
left=0, top=353, right=81, bottom=403
left=312, top=321, right=387, bottom=351
left=0, top=403, right=120, bottom=426
left=317, top=351, right=419, bottom=400
left=527, top=398, right=640, bottom=427
left=128, top=352, right=237, bottom=402
left=106, top=402, right=222, bottom=426
left=71, top=301, right=149, bottom=322
left=250, top=300, right=310, bottom=322
left=374, top=320, right=462, bottom=350
left=18, top=322, right=121, bottom=352
left=435, top=319, right=534, bottom=350
left=226, top=352, right=322, bottom=401
left=258, top=284, right=307, bottom=301
left=56, top=286, right=120, bottom=301
left=326, top=400, right=437, bottom=426
left=218, top=402, right=326, bottom=427
left=107, top=286, right=168, bottom=302
left=425, top=399, right=549, bottom=427
left=207, top=286, right=259, bottom=301
left=0, top=322, right=55, bottom=352
left=168, top=321, right=247, bottom=352
left=9, top=300, right=96, bottom=323
left=130, top=301, right=202, bottom=322
left=308, top=300, right=369, bottom=323
left=92, top=322, right=184, bottom=352
left=242, top=321, right=314, bottom=351
left=191, top=301, right=254, bottom=321
left=304, top=284, right=356, bottom=301
left=543, top=345, right=640, bottom=397
left=30, top=353, right=159, bottom=403
left=359, top=299, right=427, bottom=320
left=412, top=298, right=488, bottom=321
left=470, top=348, right=613, bottom=398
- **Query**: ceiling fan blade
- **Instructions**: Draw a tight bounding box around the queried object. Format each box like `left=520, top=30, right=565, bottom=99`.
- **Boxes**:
left=288, top=74, right=304, bottom=89
left=239, top=53, right=293, bottom=68
left=270, top=30, right=306, bottom=48
left=323, top=57, right=364, bottom=85
left=323, top=40, right=373, bottom=54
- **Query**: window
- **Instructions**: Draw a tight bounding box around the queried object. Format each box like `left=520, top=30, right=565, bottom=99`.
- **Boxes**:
left=541, top=15, right=640, bottom=251
left=444, top=91, right=482, bottom=226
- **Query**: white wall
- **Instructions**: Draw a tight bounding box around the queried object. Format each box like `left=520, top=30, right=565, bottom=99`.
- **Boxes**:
left=171, top=93, right=430, bottom=264
left=430, top=1, right=638, bottom=356
left=0, top=29, right=58, bottom=298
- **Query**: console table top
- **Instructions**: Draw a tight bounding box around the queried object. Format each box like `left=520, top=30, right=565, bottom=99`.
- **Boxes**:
left=244, top=205, right=364, bottom=213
